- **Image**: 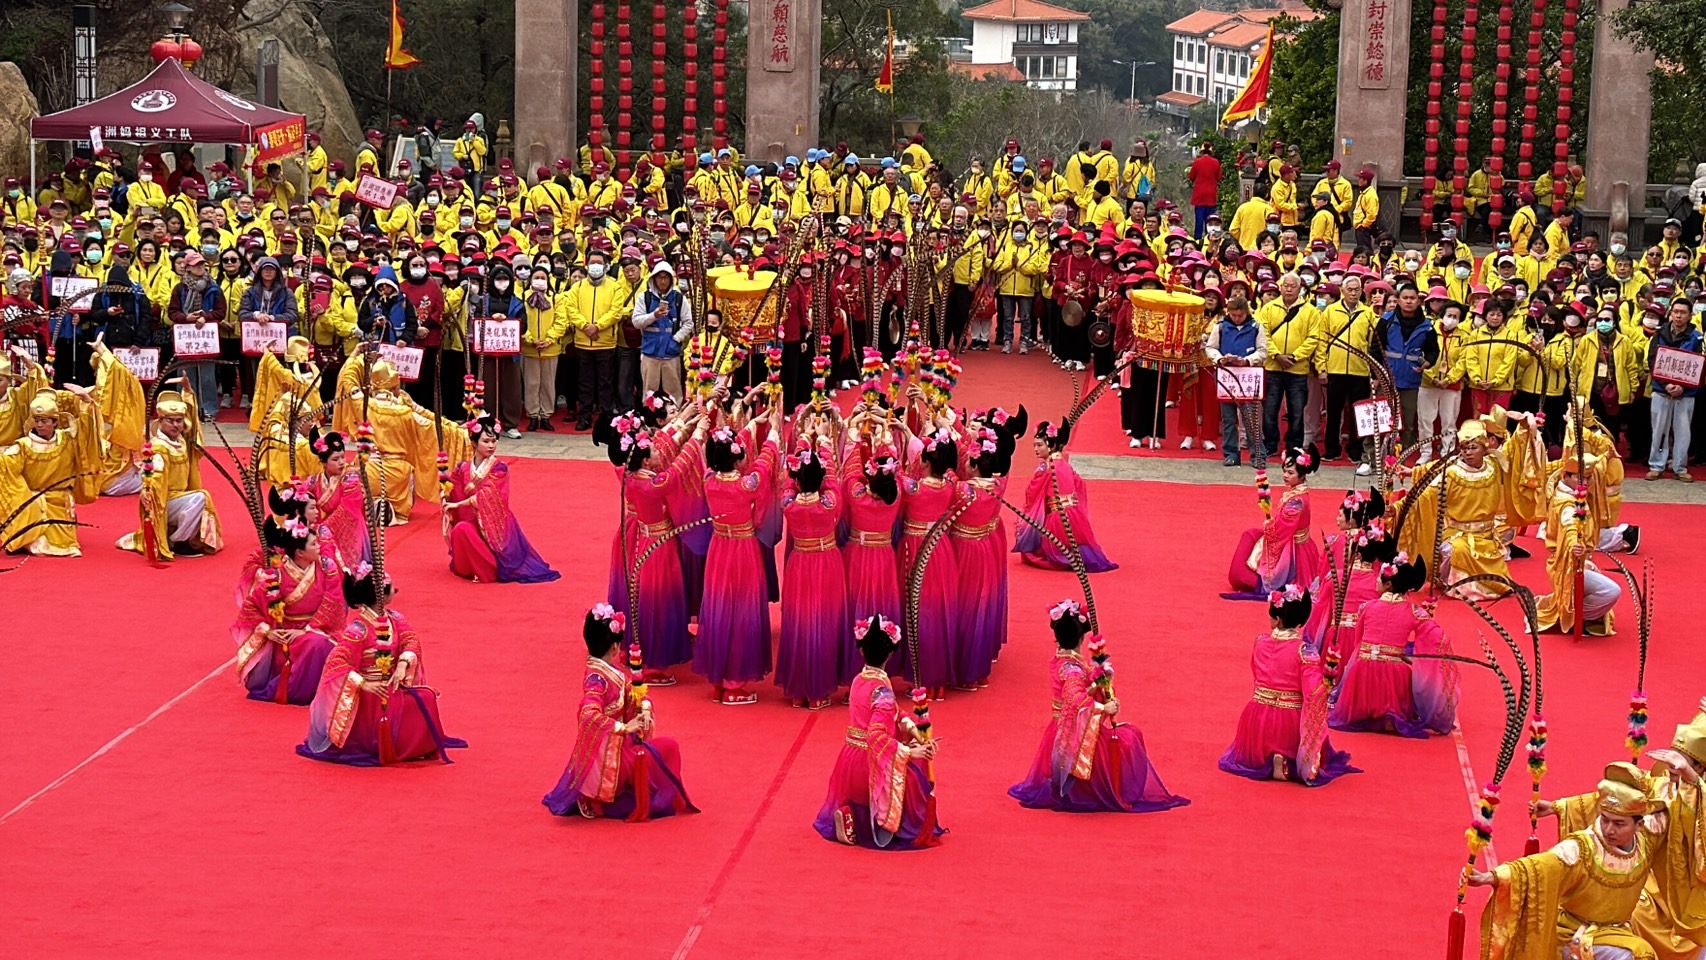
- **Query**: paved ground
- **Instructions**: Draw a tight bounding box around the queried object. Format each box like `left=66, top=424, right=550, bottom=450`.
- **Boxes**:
left=211, top=420, right=1706, bottom=505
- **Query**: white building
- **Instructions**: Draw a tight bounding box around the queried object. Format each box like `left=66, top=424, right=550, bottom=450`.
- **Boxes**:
left=1157, top=4, right=1316, bottom=126
left=961, top=0, right=1092, bottom=92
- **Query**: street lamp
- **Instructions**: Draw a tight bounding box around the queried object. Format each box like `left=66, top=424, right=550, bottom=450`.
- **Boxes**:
left=1111, top=59, right=1157, bottom=103
left=161, top=2, right=193, bottom=39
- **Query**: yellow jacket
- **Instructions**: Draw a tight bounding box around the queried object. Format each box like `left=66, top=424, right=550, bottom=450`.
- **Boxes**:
left=1120, top=158, right=1157, bottom=200
left=1509, top=206, right=1539, bottom=256
left=1461, top=321, right=1525, bottom=390
left=1270, top=179, right=1301, bottom=226
left=952, top=233, right=989, bottom=286
left=562, top=275, right=630, bottom=350
left=1353, top=187, right=1380, bottom=231
left=991, top=236, right=1049, bottom=297
left=1310, top=175, right=1353, bottom=219
left=452, top=134, right=489, bottom=173
left=1318, top=301, right=1377, bottom=376
left=1229, top=197, right=1272, bottom=251
left=1256, top=296, right=1320, bottom=374
left=1423, top=327, right=1468, bottom=388
left=518, top=291, right=570, bottom=358
left=1308, top=206, right=1339, bottom=247
left=1465, top=169, right=1491, bottom=215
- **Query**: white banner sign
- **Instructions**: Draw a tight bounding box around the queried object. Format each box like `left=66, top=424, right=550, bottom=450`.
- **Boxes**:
left=1353, top=397, right=1395, bottom=437
left=1214, top=364, right=1266, bottom=401
left=240, top=321, right=288, bottom=356
left=354, top=174, right=401, bottom=210
left=378, top=343, right=424, bottom=381
left=471, top=318, right=521, bottom=355
left=117, top=346, right=161, bottom=381
left=172, top=323, right=221, bottom=359
left=1651, top=346, right=1705, bottom=388
left=52, top=275, right=100, bottom=312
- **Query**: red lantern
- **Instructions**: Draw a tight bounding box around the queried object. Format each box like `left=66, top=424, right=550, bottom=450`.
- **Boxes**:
left=178, top=38, right=203, bottom=67
left=150, top=37, right=182, bottom=63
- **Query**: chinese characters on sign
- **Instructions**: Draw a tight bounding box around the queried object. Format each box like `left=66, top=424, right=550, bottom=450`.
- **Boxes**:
left=101, top=125, right=195, bottom=141
left=1359, top=0, right=1391, bottom=90
left=762, top=0, right=795, bottom=73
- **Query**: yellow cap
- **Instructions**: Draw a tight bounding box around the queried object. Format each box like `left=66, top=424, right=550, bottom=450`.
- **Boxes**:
left=1597, top=761, right=1660, bottom=817
left=369, top=360, right=400, bottom=391
left=1456, top=419, right=1489, bottom=445
left=27, top=388, right=62, bottom=419
left=1671, top=722, right=1706, bottom=767
left=283, top=336, right=313, bottom=364
left=154, top=390, right=190, bottom=418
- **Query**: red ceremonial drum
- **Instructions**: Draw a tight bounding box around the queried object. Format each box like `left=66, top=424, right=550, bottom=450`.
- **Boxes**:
left=1125, top=288, right=1208, bottom=372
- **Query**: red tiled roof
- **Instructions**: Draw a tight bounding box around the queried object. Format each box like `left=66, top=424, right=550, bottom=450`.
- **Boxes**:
left=1211, top=22, right=1270, bottom=49
left=948, top=61, right=1028, bottom=82
left=963, top=0, right=1091, bottom=22
left=1165, top=9, right=1238, bottom=35
left=1156, top=91, right=1206, bottom=107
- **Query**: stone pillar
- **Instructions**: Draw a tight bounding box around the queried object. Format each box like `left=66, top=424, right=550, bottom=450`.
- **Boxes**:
left=514, top=0, right=577, bottom=177
left=1584, top=0, right=1653, bottom=240
left=746, top=0, right=821, bottom=163
left=1332, top=0, right=1410, bottom=185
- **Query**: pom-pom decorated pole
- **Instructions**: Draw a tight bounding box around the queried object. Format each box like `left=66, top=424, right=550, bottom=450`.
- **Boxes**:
left=810, top=347, right=831, bottom=405
left=1086, top=634, right=1114, bottom=701
left=861, top=348, right=886, bottom=406
left=1255, top=468, right=1272, bottom=517
left=1627, top=693, right=1648, bottom=763
left=1595, top=553, right=1655, bottom=766
left=628, top=639, right=649, bottom=710
left=764, top=342, right=783, bottom=394
left=436, top=449, right=452, bottom=500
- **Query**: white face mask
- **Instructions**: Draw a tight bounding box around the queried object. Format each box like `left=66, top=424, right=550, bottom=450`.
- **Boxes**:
left=408, top=266, right=427, bottom=281
left=426, top=194, right=440, bottom=207
left=977, top=228, right=990, bottom=239
left=493, top=280, right=510, bottom=292
left=1012, top=231, right=1027, bottom=243
left=460, top=216, right=474, bottom=228
left=588, top=263, right=605, bottom=280
left=1610, top=243, right=1627, bottom=256
left=1405, top=259, right=1420, bottom=271
left=1454, top=266, right=1471, bottom=279
left=1440, top=316, right=1460, bottom=331
left=140, top=174, right=153, bottom=183
left=531, top=277, right=548, bottom=291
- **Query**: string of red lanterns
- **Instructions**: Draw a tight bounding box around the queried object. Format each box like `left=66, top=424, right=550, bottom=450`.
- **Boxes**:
left=651, top=2, right=667, bottom=166
left=712, top=0, right=729, bottom=150
left=1552, top=0, right=1579, bottom=214
left=617, top=0, right=633, bottom=181
left=682, top=0, right=699, bottom=176
left=1450, top=0, right=1479, bottom=230
left=1518, top=0, right=1545, bottom=187
left=589, top=1, right=607, bottom=163
left=1488, top=0, right=1514, bottom=232
left=1419, top=0, right=1450, bottom=235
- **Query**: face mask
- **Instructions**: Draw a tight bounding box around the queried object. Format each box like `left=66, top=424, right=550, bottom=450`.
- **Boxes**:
left=1515, top=287, right=1529, bottom=300
left=445, top=269, right=460, bottom=283
left=200, top=243, right=218, bottom=257
left=408, top=266, right=426, bottom=281
left=23, top=238, right=38, bottom=251
left=459, top=216, right=474, bottom=229
left=890, top=246, right=905, bottom=257
left=1695, top=303, right=1706, bottom=315
left=1675, top=258, right=1689, bottom=270
left=85, top=249, right=102, bottom=263
left=426, top=194, right=440, bottom=207
left=588, top=263, right=606, bottom=280
left=531, top=277, right=549, bottom=291
left=708, top=230, right=726, bottom=244
left=676, top=222, right=691, bottom=234
left=97, top=217, right=112, bottom=232
left=1610, top=243, right=1626, bottom=257
left=1441, top=230, right=1456, bottom=242
left=1440, top=316, right=1460, bottom=331
left=1596, top=320, right=1614, bottom=334
left=1404, top=259, right=1420, bottom=272
left=515, top=266, right=531, bottom=280
left=1266, top=224, right=1279, bottom=235
left=493, top=280, right=509, bottom=293
left=1097, top=252, right=1114, bottom=263
left=1313, top=296, right=1328, bottom=309
left=5, top=189, right=16, bottom=199
left=140, top=174, right=153, bottom=183
left=977, top=228, right=990, bottom=239
left=1300, top=273, right=1317, bottom=287
left=1012, top=231, right=1027, bottom=243
left=1207, top=225, right=1221, bottom=235
left=237, top=210, right=253, bottom=220
left=1642, top=316, right=1660, bottom=330
left=496, top=219, right=511, bottom=231
left=1454, top=266, right=1470, bottom=279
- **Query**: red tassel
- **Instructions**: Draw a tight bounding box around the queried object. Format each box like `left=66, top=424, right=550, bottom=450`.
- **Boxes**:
left=1446, top=905, right=1466, bottom=960
left=1524, top=833, right=1540, bottom=856
left=627, top=745, right=652, bottom=822
left=273, top=645, right=292, bottom=705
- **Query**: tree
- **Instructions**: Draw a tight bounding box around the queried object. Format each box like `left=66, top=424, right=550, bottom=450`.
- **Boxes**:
left=1066, top=0, right=1196, bottom=101
left=1612, top=0, right=1706, bottom=183
left=1264, top=11, right=1337, bottom=164
left=819, top=0, right=955, bottom=152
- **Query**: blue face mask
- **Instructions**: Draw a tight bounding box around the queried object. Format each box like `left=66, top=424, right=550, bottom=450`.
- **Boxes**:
left=201, top=243, right=219, bottom=257
left=84, top=248, right=102, bottom=263
left=1596, top=320, right=1614, bottom=334
left=1267, top=224, right=1280, bottom=235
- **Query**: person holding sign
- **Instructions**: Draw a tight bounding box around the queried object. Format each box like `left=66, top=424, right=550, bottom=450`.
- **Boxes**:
left=1203, top=295, right=1270, bottom=467
left=168, top=252, right=228, bottom=422
left=0, top=377, right=102, bottom=555
left=239, top=257, right=300, bottom=413
left=1646, top=297, right=1703, bottom=482
left=117, top=388, right=224, bottom=560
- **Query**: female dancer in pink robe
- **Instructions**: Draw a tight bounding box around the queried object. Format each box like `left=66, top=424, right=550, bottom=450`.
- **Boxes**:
left=1307, top=492, right=1392, bottom=663
left=1016, top=419, right=1117, bottom=572
left=303, top=429, right=370, bottom=566
left=1225, top=444, right=1322, bottom=597
left=1009, top=600, right=1189, bottom=813
left=840, top=443, right=904, bottom=686
left=1329, top=555, right=1457, bottom=736
left=897, top=429, right=963, bottom=697
left=444, top=417, right=560, bottom=584
left=232, top=492, right=345, bottom=705
left=951, top=425, right=1010, bottom=689
left=543, top=605, right=697, bottom=821
left=813, top=615, right=944, bottom=849
left=693, top=407, right=780, bottom=705
left=297, top=567, right=466, bottom=766
left=776, top=436, right=848, bottom=708
left=603, top=409, right=702, bottom=681
left=1219, top=585, right=1358, bottom=785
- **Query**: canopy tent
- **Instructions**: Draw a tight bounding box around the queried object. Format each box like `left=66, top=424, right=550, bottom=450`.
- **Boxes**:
left=27, top=57, right=307, bottom=197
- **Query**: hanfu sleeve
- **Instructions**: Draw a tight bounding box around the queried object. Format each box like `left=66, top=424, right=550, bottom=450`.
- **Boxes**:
left=865, top=684, right=910, bottom=835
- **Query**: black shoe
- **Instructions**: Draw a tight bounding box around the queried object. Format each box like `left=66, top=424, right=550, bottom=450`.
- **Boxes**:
left=575, top=417, right=592, bottom=431
left=540, top=418, right=556, bottom=432
left=1223, top=458, right=1240, bottom=467
left=527, top=417, right=540, bottom=431
left=1508, top=543, right=1532, bottom=560
left=1623, top=525, right=1640, bottom=554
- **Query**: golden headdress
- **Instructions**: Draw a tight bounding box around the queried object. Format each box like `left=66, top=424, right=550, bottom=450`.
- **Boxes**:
left=154, top=390, right=190, bottom=418
left=283, top=335, right=314, bottom=364
left=369, top=359, right=400, bottom=392
left=28, top=388, right=63, bottom=421
left=1667, top=721, right=1706, bottom=768
left=1456, top=419, right=1488, bottom=445
left=1597, top=761, right=1661, bottom=816
left=1558, top=448, right=1601, bottom=475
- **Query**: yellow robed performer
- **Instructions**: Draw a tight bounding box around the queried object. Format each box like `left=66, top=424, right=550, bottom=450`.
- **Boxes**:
left=118, top=388, right=223, bottom=559
left=90, top=341, right=148, bottom=496
left=1633, top=719, right=1706, bottom=960
left=1534, top=449, right=1621, bottom=635
left=1471, top=761, right=1666, bottom=960
left=1398, top=408, right=1547, bottom=598
left=333, top=352, right=469, bottom=524
left=250, top=337, right=321, bottom=484
left=0, top=382, right=103, bottom=556
left=0, top=349, right=52, bottom=444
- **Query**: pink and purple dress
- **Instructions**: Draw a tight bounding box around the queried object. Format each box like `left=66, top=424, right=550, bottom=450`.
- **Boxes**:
left=446, top=458, right=560, bottom=584
left=812, top=666, right=944, bottom=849
left=692, top=440, right=779, bottom=688
left=1009, top=652, right=1190, bottom=813
left=1225, top=485, right=1321, bottom=598
left=1016, top=454, right=1117, bottom=572
left=1329, top=596, right=1458, bottom=737
left=1306, top=560, right=1384, bottom=664
left=296, top=609, right=467, bottom=766
left=897, top=475, right=960, bottom=689
left=542, top=657, right=696, bottom=821
left=951, top=476, right=1009, bottom=686
left=776, top=473, right=849, bottom=703
left=305, top=469, right=370, bottom=566
left=231, top=550, right=346, bottom=705
left=1219, top=628, right=1357, bottom=786
left=840, top=449, right=904, bottom=685
left=607, top=440, right=698, bottom=670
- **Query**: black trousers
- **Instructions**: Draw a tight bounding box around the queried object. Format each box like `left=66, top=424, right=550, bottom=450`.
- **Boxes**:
left=615, top=346, right=640, bottom=412
left=1324, top=373, right=1370, bottom=459
left=406, top=346, right=440, bottom=408
left=782, top=339, right=812, bottom=410
left=577, top=348, right=616, bottom=421
left=946, top=283, right=972, bottom=347
left=1122, top=366, right=1169, bottom=439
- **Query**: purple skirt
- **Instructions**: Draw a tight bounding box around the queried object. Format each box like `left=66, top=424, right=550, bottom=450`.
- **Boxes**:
left=692, top=534, right=773, bottom=685
left=1008, top=718, right=1191, bottom=814
left=775, top=549, right=849, bottom=702
left=244, top=631, right=333, bottom=706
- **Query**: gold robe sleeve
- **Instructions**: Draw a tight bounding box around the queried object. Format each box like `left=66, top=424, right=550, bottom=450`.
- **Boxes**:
left=1481, top=838, right=1579, bottom=960
left=248, top=352, right=284, bottom=433
left=1635, top=781, right=1706, bottom=960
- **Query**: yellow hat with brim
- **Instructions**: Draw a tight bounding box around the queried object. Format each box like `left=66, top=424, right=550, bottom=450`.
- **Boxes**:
left=1597, top=760, right=1661, bottom=816
left=155, top=390, right=190, bottom=418
left=284, top=335, right=313, bottom=364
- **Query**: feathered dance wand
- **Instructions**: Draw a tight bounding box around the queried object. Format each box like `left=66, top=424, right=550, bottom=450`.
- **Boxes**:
left=1451, top=575, right=1544, bottom=856
left=1598, top=553, right=1654, bottom=762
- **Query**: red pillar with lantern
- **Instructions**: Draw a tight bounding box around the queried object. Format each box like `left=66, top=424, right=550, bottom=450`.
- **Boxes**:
left=1420, top=0, right=1448, bottom=236
left=617, top=0, right=633, bottom=181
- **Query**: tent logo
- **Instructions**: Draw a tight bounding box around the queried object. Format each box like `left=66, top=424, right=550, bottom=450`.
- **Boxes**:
left=131, top=90, right=177, bottom=113
left=215, top=90, right=257, bottom=112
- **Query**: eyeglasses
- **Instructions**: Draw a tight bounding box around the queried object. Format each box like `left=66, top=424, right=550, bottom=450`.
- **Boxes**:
left=220, top=257, right=240, bottom=264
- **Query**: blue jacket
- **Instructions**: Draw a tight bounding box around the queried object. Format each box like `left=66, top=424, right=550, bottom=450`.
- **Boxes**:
left=1378, top=309, right=1433, bottom=390
left=640, top=287, right=686, bottom=359
left=238, top=256, right=300, bottom=334
left=357, top=266, right=417, bottom=343
left=1215, top=316, right=1261, bottom=359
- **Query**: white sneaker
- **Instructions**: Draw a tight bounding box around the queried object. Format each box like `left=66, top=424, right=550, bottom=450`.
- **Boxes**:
left=1204, top=440, right=1217, bottom=452
left=503, top=428, right=522, bottom=439
left=1355, top=462, right=1373, bottom=477
left=1180, top=437, right=1194, bottom=450
left=1165, top=400, right=1176, bottom=408
left=1129, top=438, right=1142, bottom=449
left=239, top=395, right=250, bottom=410
left=1001, top=343, right=1012, bottom=354
left=1018, top=344, right=1028, bottom=355
left=218, top=394, right=232, bottom=409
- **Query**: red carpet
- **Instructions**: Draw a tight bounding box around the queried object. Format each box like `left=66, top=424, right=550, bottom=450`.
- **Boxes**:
left=1, top=354, right=1700, bottom=958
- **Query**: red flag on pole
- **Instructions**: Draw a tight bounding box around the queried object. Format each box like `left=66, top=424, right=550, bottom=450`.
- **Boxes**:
left=1221, top=23, right=1274, bottom=125
left=875, top=11, right=895, bottom=94
left=385, top=0, right=422, bottom=70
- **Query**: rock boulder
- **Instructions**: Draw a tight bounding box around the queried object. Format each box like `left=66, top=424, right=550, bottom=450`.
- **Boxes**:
left=234, top=0, right=362, bottom=164
left=0, top=62, right=41, bottom=178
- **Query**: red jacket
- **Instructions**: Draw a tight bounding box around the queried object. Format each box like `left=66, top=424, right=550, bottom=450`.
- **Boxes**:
left=1187, top=154, right=1223, bottom=207
left=398, top=277, right=446, bottom=347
